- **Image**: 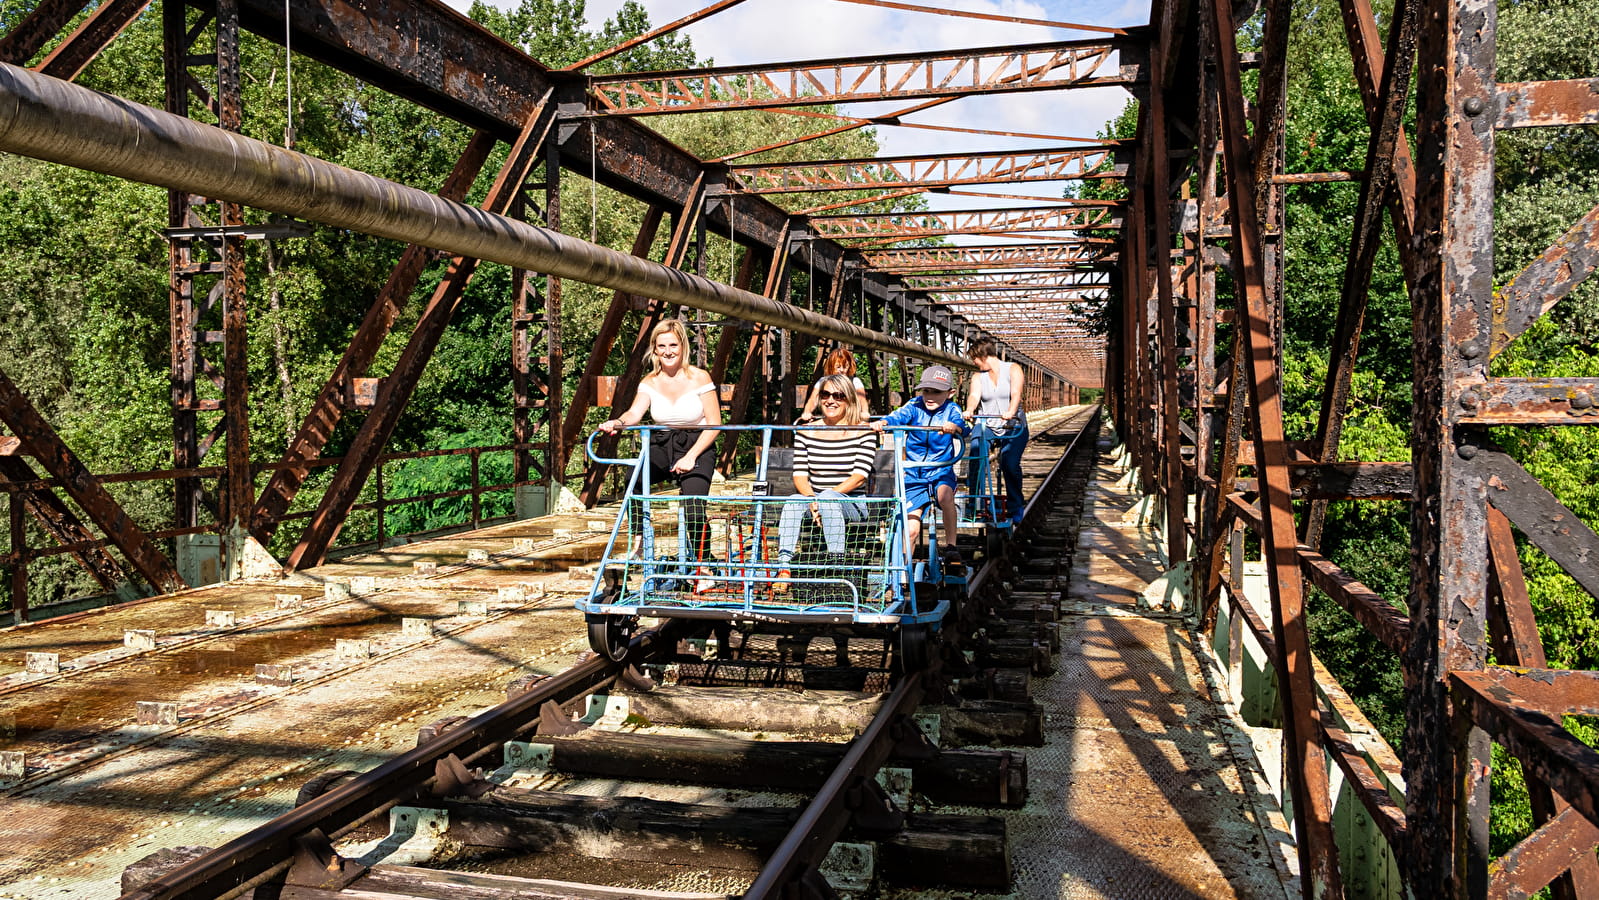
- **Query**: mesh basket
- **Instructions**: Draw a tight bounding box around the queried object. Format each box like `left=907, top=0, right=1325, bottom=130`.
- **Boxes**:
left=608, top=493, right=906, bottom=615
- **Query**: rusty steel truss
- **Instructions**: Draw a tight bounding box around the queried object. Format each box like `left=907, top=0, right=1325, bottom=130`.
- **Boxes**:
left=0, top=0, right=1594, bottom=895
left=0, top=0, right=1090, bottom=627
left=1103, top=0, right=1599, bottom=893
left=585, top=37, right=1145, bottom=115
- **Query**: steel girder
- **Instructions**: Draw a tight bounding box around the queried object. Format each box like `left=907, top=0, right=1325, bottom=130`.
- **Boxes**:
left=811, top=205, right=1123, bottom=240
left=586, top=38, right=1144, bottom=115
left=726, top=145, right=1125, bottom=194
left=1120, top=0, right=1599, bottom=893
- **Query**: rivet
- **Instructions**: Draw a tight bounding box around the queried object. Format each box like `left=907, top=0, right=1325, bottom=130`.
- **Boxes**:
left=1573, top=391, right=1594, bottom=410
left=1459, top=390, right=1480, bottom=412
left=1463, top=96, right=1486, bottom=116
left=1458, top=339, right=1483, bottom=359
left=1458, top=444, right=1479, bottom=460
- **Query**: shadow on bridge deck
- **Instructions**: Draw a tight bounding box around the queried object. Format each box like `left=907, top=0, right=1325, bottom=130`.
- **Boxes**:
left=1004, top=422, right=1300, bottom=899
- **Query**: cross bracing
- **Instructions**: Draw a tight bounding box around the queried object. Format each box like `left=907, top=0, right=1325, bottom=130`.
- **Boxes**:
left=810, top=205, right=1123, bottom=240
left=586, top=38, right=1144, bottom=115
left=726, top=145, right=1126, bottom=194
left=858, top=242, right=1117, bottom=272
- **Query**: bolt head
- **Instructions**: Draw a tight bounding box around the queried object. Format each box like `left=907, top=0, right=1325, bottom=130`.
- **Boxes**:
left=1459, top=339, right=1483, bottom=359
left=1458, top=444, right=1479, bottom=460
left=1459, top=390, right=1481, bottom=412
left=1463, top=96, right=1486, bottom=116
left=1573, top=391, right=1594, bottom=410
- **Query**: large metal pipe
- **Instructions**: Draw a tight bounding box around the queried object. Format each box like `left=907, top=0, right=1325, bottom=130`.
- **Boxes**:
left=0, top=62, right=972, bottom=370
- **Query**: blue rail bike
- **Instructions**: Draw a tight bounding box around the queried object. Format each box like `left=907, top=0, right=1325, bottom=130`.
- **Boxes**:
left=959, top=413, right=1026, bottom=558
left=577, top=424, right=966, bottom=670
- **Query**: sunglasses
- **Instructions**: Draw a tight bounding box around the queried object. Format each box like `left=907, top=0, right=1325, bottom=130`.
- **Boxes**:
left=817, top=390, right=849, bottom=401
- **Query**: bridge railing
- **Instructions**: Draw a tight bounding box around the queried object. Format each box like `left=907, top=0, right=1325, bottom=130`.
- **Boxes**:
left=0, top=442, right=540, bottom=622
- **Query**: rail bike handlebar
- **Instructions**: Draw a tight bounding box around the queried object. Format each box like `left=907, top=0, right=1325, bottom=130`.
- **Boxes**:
left=585, top=423, right=967, bottom=466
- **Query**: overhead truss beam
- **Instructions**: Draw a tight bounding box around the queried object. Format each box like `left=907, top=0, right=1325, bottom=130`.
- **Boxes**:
left=586, top=37, right=1146, bottom=116
left=813, top=205, right=1123, bottom=240
left=727, top=145, right=1126, bottom=194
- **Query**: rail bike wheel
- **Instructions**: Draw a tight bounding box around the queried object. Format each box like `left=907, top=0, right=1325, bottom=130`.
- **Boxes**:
left=587, top=614, right=636, bottom=662
left=984, top=526, right=1006, bottom=563
left=895, top=622, right=934, bottom=673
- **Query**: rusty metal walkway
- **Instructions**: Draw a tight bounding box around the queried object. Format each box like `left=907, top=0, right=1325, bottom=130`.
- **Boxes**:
left=1002, top=422, right=1298, bottom=899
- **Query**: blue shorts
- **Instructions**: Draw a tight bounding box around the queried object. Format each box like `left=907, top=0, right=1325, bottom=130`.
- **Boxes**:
left=904, top=472, right=958, bottom=516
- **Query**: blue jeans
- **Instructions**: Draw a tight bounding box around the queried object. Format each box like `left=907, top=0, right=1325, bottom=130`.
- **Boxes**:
left=967, top=420, right=1030, bottom=522
left=777, top=489, right=865, bottom=562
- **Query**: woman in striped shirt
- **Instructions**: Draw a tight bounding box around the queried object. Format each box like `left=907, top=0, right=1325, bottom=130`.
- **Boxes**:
left=773, top=374, right=878, bottom=593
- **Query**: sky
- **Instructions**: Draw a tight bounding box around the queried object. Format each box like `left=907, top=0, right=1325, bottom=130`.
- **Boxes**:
left=442, top=0, right=1146, bottom=175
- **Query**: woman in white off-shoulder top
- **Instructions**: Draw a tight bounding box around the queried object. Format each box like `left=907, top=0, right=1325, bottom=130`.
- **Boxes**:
left=598, top=319, right=722, bottom=589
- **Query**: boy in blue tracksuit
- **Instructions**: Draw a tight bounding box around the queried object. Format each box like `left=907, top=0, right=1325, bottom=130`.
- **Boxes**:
left=870, top=365, right=971, bottom=564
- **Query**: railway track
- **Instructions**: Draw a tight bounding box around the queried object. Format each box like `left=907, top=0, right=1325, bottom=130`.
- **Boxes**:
left=112, top=406, right=1102, bottom=900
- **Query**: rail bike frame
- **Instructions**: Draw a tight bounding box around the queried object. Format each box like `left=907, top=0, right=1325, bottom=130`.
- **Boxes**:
left=959, top=413, right=1024, bottom=531
left=578, top=424, right=963, bottom=638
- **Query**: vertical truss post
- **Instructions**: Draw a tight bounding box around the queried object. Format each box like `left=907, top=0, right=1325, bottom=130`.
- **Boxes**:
left=779, top=233, right=806, bottom=426
left=1126, top=164, right=1153, bottom=489
left=160, top=0, right=261, bottom=578
left=164, top=0, right=201, bottom=532
left=215, top=0, right=253, bottom=552
left=509, top=190, right=549, bottom=492
left=579, top=180, right=708, bottom=506
left=558, top=206, right=666, bottom=466
left=1148, top=62, right=1185, bottom=563
left=1201, top=0, right=1344, bottom=890
left=863, top=299, right=884, bottom=410
left=691, top=214, right=710, bottom=368
left=1252, top=0, right=1292, bottom=367
left=287, top=100, right=555, bottom=569
left=513, top=138, right=562, bottom=491
left=544, top=165, right=565, bottom=487
left=1406, top=0, right=1495, bottom=888
left=1194, top=37, right=1231, bottom=628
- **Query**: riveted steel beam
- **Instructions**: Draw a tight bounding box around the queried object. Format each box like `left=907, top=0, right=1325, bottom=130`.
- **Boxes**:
left=813, top=206, right=1122, bottom=240
left=0, top=367, right=185, bottom=594
left=587, top=38, right=1144, bottom=116
left=727, top=145, right=1125, bottom=194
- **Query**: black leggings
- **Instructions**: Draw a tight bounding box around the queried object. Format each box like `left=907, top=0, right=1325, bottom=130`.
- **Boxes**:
left=629, top=429, right=715, bottom=562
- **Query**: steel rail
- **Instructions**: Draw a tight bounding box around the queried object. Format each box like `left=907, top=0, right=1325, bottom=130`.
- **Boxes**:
left=743, top=634, right=928, bottom=898
left=747, top=405, right=1100, bottom=895
left=1017, top=407, right=1102, bottom=534
left=0, top=63, right=972, bottom=372
left=119, top=624, right=684, bottom=900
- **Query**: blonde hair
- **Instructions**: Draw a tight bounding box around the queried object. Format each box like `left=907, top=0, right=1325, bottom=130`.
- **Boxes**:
left=646, top=318, right=692, bottom=373
left=815, top=374, right=863, bottom=426
left=822, top=347, right=857, bottom=377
